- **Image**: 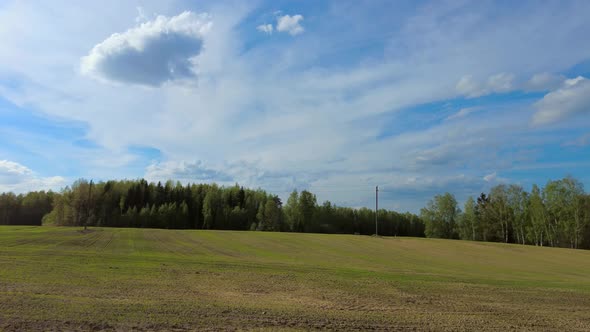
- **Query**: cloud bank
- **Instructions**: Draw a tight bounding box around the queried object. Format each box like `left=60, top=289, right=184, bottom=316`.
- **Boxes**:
left=81, top=11, right=212, bottom=86
left=145, top=161, right=233, bottom=183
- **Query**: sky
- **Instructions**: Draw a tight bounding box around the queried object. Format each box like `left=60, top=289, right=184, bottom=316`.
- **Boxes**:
left=1, top=0, right=590, bottom=213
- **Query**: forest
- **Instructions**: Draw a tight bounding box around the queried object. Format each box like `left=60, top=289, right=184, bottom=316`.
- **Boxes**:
left=0, top=179, right=424, bottom=237
left=420, top=176, right=590, bottom=249
left=2, top=176, right=590, bottom=249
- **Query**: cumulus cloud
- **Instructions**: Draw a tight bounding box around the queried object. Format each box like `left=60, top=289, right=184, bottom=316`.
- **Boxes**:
left=532, top=76, right=590, bottom=125
left=276, top=14, right=304, bottom=35
left=0, top=160, right=66, bottom=193
left=255, top=13, right=304, bottom=36
left=145, top=161, right=233, bottom=183
left=456, top=73, right=514, bottom=97
left=81, top=11, right=212, bottom=86
left=257, top=24, right=273, bottom=34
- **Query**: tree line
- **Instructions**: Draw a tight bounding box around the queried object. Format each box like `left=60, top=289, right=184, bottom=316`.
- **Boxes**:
left=0, top=191, right=55, bottom=226
left=420, top=176, right=590, bottom=249
left=0, top=179, right=424, bottom=237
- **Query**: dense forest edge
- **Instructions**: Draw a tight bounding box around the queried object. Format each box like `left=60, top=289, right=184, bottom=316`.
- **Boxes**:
left=1, top=175, right=589, bottom=249
left=0, top=179, right=424, bottom=237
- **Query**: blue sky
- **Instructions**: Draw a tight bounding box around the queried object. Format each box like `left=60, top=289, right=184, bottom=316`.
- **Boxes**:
left=1, top=0, right=589, bottom=212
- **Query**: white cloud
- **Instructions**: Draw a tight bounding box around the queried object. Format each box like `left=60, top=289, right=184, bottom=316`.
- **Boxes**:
left=0, top=160, right=66, bottom=193
left=456, top=73, right=514, bottom=98
left=0, top=160, right=30, bottom=182
left=145, top=159, right=313, bottom=194
left=81, top=11, right=212, bottom=86
left=562, top=133, right=590, bottom=147
left=2, top=1, right=590, bottom=212
left=487, top=72, right=514, bottom=93
left=446, top=107, right=479, bottom=120
left=257, top=23, right=273, bottom=34
left=145, top=161, right=233, bottom=184
left=532, top=76, right=590, bottom=125
left=482, top=171, right=510, bottom=185
left=483, top=171, right=497, bottom=182
left=276, top=14, right=304, bottom=36
left=525, top=72, right=563, bottom=91
left=565, top=76, right=586, bottom=86
left=135, top=6, right=147, bottom=23
left=456, top=75, right=480, bottom=97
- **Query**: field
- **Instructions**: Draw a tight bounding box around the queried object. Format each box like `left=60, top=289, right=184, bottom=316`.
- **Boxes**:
left=1, top=227, right=590, bottom=331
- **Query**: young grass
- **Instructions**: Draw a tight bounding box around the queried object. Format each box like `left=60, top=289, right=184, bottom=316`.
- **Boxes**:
left=1, top=226, right=590, bottom=331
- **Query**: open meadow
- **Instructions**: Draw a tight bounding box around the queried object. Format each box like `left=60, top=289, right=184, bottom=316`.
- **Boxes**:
left=1, top=226, right=590, bottom=331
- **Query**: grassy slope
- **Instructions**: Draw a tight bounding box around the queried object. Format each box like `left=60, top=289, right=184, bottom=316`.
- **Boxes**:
left=1, top=226, right=590, bottom=331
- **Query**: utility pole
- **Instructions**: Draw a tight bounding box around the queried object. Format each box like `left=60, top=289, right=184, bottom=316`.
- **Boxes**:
left=85, top=180, right=93, bottom=231
left=375, top=185, right=378, bottom=236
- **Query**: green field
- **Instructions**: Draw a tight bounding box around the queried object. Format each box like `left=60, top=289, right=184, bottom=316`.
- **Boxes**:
left=1, top=226, right=590, bottom=331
